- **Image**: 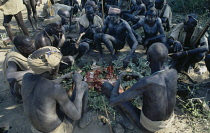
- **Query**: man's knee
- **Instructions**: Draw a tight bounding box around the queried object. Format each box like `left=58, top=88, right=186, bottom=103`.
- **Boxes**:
left=3, top=23, right=10, bottom=28
left=160, top=36, right=167, bottom=44
left=78, top=42, right=90, bottom=53
left=101, top=82, right=113, bottom=98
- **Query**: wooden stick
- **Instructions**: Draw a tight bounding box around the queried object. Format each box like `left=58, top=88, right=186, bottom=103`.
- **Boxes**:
left=76, top=32, right=85, bottom=48
left=102, top=96, right=113, bottom=133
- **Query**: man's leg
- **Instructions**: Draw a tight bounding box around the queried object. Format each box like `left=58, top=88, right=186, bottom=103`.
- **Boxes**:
left=24, top=0, right=36, bottom=30
left=3, top=15, right=14, bottom=41
left=102, top=34, right=118, bottom=59
left=31, top=0, right=40, bottom=29
left=14, top=12, right=29, bottom=36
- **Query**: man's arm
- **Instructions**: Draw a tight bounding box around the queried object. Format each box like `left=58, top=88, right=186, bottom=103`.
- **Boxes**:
left=110, top=76, right=156, bottom=106
left=102, top=17, right=109, bottom=33
left=6, top=61, right=33, bottom=84
left=132, top=19, right=143, bottom=30
left=54, top=72, right=86, bottom=120
left=54, top=81, right=85, bottom=120
left=124, top=22, right=138, bottom=61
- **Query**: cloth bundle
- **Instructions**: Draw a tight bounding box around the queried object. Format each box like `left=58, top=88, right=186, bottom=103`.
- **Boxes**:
left=28, top=46, right=62, bottom=74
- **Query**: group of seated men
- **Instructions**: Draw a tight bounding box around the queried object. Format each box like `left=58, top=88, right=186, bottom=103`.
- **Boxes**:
left=2, top=0, right=209, bottom=133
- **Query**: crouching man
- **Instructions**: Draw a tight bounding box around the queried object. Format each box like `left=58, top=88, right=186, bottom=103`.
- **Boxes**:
left=102, top=43, right=177, bottom=132
left=21, top=46, right=91, bottom=133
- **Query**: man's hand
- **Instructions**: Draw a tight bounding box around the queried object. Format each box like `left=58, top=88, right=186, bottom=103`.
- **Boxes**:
left=173, top=41, right=183, bottom=52
left=172, top=51, right=188, bottom=59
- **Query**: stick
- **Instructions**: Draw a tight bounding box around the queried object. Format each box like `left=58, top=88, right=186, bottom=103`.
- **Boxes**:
left=102, top=96, right=113, bottom=133
left=102, top=0, right=105, bottom=21
left=76, top=32, right=85, bottom=48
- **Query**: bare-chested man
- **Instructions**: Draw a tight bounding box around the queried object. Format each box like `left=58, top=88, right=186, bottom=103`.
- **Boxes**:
left=3, top=35, right=36, bottom=102
left=95, top=6, right=138, bottom=67
left=102, top=43, right=177, bottom=132
left=21, top=46, right=91, bottom=133
left=132, top=7, right=166, bottom=50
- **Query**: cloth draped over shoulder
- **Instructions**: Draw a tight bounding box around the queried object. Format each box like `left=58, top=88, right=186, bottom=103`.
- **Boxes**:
left=0, top=0, right=25, bottom=15
left=170, top=23, right=208, bottom=47
left=3, top=46, right=29, bottom=88
left=28, top=46, right=62, bottom=74
left=3, top=46, right=30, bottom=76
left=140, top=110, right=174, bottom=132
left=157, top=4, right=172, bottom=25
left=78, top=14, right=103, bottom=29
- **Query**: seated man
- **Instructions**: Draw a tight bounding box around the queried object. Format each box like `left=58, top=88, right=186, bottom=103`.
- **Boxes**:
left=22, top=46, right=91, bottom=133
left=142, top=0, right=154, bottom=10
left=78, top=5, right=103, bottom=49
left=155, top=0, right=172, bottom=31
left=132, top=7, right=166, bottom=50
left=168, top=14, right=208, bottom=72
left=102, top=43, right=177, bottom=132
left=0, top=0, right=29, bottom=41
left=95, top=6, right=138, bottom=67
left=121, top=0, right=146, bottom=24
left=118, top=0, right=136, bottom=11
left=3, top=35, right=36, bottom=102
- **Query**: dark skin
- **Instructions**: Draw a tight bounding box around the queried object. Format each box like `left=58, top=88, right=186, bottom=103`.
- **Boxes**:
left=132, top=11, right=166, bottom=49
left=168, top=17, right=208, bottom=72
left=95, top=13, right=138, bottom=65
left=2, top=12, right=29, bottom=41
left=57, top=8, right=71, bottom=33
left=21, top=71, right=89, bottom=132
left=34, top=21, right=64, bottom=49
left=121, top=0, right=146, bottom=24
left=102, top=43, right=177, bottom=132
left=79, top=6, right=98, bottom=40
left=23, top=0, right=41, bottom=30
left=6, top=36, right=36, bottom=101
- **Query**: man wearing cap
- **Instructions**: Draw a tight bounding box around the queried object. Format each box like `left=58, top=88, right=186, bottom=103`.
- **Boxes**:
left=155, top=0, right=172, bottom=31
left=95, top=6, right=138, bottom=67
left=21, top=46, right=91, bottom=133
left=132, top=7, right=166, bottom=50
left=101, top=43, right=177, bottom=132
left=168, top=14, right=208, bottom=72
left=0, top=0, right=29, bottom=41
left=3, top=35, right=36, bottom=102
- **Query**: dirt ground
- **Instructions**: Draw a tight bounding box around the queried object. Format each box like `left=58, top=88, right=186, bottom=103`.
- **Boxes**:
left=0, top=1, right=209, bottom=133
